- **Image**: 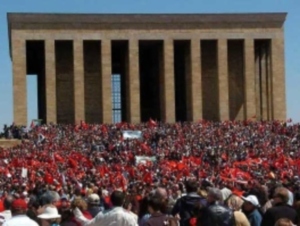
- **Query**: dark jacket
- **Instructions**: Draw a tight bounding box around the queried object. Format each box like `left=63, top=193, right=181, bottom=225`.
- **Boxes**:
left=171, top=193, right=206, bottom=226
left=244, top=209, right=262, bottom=226
left=145, top=212, right=168, bottom=226
left=261, top=203, right=298, bottom=226
left=200, top=203, right=235, bottom=226
left=88, top=206, right=102, bottom=217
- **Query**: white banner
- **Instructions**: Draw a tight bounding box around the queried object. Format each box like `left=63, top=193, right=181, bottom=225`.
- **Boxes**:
left=122, top=130, right=142, bottom=140
left=135, top=156, right=157, bottom=165
left=21, top=168, right=28, bottom=178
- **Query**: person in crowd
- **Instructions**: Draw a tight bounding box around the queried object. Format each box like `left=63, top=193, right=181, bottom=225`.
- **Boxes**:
left=73, top=190, right=138, bottom=226
left=261, top=187, right=298, bottom=226
left=2, top=199, right=38, bottom=226
left=144, top=195, right=167, bottom=226
left=199, top=187, right=235, bottom=226
left=123, top=196, right=138, bottom=223
left=27, top=196, right=42, bottom=223
left=87, top=194, right=102, bottom=218
left=274, top=218, right=296, bottom=226
left=138, top=196, right=150, bottom=226
left=0, top=195, right=13, bottom=224
left=171, top=180, right=206, bottom=226
left=241, top=195, right=262, bottom=226
left=38, top=205, right=61, bottom=226
left=226, top=194, right=250, bottom=226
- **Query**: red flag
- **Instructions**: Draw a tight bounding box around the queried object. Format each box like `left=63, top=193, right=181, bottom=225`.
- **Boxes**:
left=141, top=143, right=151, bottom=152
left=68, top=158, right=78, bottom=168
left=148, top=118, right=157, bottom=127
left=143, top=172, right=152, bottom=184
left=54, top=154, right=64, bottom=162
left=44, top=172, right=54, bottom=184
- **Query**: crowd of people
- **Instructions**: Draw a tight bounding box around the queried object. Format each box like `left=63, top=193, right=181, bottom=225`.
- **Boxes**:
left=0, top=120, right=299, bottom=226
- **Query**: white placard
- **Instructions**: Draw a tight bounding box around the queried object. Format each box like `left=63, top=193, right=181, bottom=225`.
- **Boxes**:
left=135, top=156, right=157, bottom=165
left=21, top=168, right=28, bottom=178
left=122, top=130, right=142, bottom=140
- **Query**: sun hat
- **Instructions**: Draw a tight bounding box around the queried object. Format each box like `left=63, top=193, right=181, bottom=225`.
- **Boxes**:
left=242, top=195, right=260, bottom=207
left=38, top=206, right=61, bottom=219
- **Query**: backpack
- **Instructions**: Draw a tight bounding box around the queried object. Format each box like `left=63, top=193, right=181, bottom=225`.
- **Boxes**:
left=203, top=204, right=236, bottom=226
left=176, top=195, right=206, bottom=226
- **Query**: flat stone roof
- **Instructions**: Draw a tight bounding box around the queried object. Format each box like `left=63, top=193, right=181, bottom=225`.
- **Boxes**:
left=7, top=13, right=287, bottom=57
left=8, top=13, right=287, bottom=29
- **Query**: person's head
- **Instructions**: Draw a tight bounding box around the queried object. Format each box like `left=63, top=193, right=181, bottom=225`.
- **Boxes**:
left=221, top=188, right=232, bottom=202
left=110, top=190, right=125, bottom=207
left=11, top=199, right=27, bottom=215
left=273, top=187, right=290, bottom=205
left=185, top=180, right=198, bottom=193
left=152, top=187, right=168, bottom=200
left=226, top=195, right=244, bottom=211
left=242, top=195, right=260, bottom=212
left=37, top=206, right=61, bottom=226
left=207, top=188, right=223, bottom=204
left=87, top=194, right=100, bottom=207
left=274, top=218, right=294, bottom=226
left=72, top=198, right=88, bottom=211
left=3, top=195, right=14, bottom=210
left=147, top=196, right=163, bottom=214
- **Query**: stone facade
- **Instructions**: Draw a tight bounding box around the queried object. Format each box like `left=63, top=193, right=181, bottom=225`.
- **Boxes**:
left=7, top=13, right=287, bottom=125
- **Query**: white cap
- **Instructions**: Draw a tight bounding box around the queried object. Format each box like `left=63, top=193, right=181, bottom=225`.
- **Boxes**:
left=88, top=194, right=100, bottom=204
left=38, top=206, right=61, bottom=219
left=102, top=189, right=109, bottom=196
left=242, top=195, right=260, bottom=207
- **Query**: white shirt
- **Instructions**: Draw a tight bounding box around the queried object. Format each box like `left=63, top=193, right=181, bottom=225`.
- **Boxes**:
left=74, top=207, right=138, bottom=226
left=0, top=210, right=12, bottom=223
left=2, top=215, right=38, bottom=226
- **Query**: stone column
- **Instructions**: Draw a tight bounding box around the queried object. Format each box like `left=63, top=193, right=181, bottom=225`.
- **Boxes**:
left=128, top=39, right=140, bottom=123
left=101, top=40, right=112, bottom=123
left=271, top=38, right=286, bottom=120
left=73, top=40, right=85, bottom=124
left=161, top=39, right=175, bottom=122
left=190, top=39, right=202, bottom=121
left=12, top=38, right=27, bottom=125
left=218, top=39, right=229, bottom=121
left=244, top=39, right=256, bottom=119
left=45, top=40, right=56, bottom=123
